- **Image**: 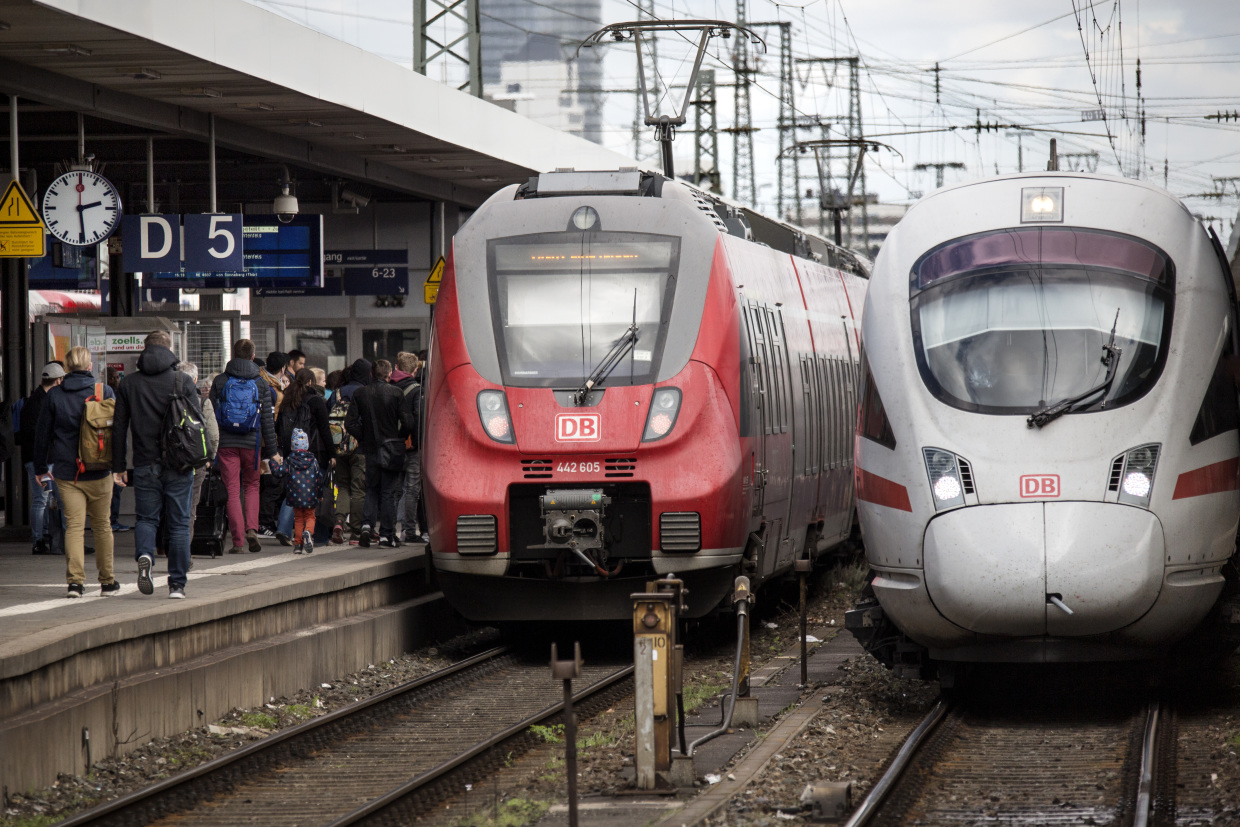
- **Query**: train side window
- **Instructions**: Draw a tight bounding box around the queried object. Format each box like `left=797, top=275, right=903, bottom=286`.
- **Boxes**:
left=1190, top=337, right=1240, bottom=445
left=858, top=354, right=897, bottom=449
left=831, top=358, right=843, bottom=467
left=767, top=308, right=788, bottom=433
left=819, top=358, right=832, bottom=468
left=738, top=308, right=755, bottom=438
left=749, top=303, right=773, bottom=435
left=801, top=357, right=814, bottom=475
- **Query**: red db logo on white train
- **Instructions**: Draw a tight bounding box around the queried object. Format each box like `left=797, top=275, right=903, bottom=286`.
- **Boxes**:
left=555, top=413, right=600, bottom=442
left=1020, top=474, right=1060, bottom=498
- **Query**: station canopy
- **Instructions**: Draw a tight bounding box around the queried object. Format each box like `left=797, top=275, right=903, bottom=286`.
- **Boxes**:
left=0, top=0, right=637, bottom=208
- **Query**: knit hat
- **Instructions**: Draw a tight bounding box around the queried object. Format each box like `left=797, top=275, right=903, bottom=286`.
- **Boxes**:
left=292, top=428, right=309, bottom=452
left=266, top=351, right=289, bottom=374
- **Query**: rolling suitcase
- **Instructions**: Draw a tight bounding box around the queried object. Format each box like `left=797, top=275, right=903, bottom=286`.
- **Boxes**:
left=191, top=467, right=227, bottom=558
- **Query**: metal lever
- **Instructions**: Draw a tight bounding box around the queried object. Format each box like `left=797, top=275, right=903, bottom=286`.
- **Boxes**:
left=1047, top=594, right=1074, bottom=615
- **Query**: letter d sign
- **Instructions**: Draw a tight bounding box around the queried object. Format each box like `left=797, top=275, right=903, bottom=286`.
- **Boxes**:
left=121, top=214, right=182, bottom=273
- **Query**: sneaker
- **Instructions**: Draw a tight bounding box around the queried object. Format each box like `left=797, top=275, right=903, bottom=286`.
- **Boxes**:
left=257, top=527, right=277, bottom=538
left=229, top=545, right=246, bottom=554
left=276, top=532, right=293, bottom=547
left=67, top=583, right=84, bottom=598
left=358, top=525, right=372, bottom=548
left=168, top=588, right=186, bottom=600
left=302, top=530, right=314, bottom=555
left=331, top=524, right=344, bottom=545
left=293, top=545, right=304, bottom=555
left=137, top=555, right=154, bottom=595
left=246, top=529, right=262, bottom=553
left=111, top=523, right=133, bottom=532
left=100, top=581, right=121, bottom=596
left=420, top=533, right=429, bottom=544
left=378, top=535, right=399, bottom=548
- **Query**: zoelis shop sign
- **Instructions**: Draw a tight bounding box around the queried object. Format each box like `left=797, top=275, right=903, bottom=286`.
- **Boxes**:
left=87, top=333, right=147, bottom=353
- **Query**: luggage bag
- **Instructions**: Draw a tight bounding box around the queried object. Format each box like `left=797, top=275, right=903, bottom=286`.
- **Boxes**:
left=191, top=467, right=227, bottom=558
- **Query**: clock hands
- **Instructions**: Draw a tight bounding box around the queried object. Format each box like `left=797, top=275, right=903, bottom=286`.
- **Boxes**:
left=77, top=201, right=105, bottom=211
left=77, top=174, right=85, bottom=243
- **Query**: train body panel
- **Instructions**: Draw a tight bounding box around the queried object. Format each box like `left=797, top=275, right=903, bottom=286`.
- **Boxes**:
left=856, top=171, right=1239, bottom=662
left=423, top=170, right=868, bottom=621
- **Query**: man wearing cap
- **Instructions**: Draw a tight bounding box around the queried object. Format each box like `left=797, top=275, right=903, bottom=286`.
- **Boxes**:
left=19, top=363, right=65, bottom=554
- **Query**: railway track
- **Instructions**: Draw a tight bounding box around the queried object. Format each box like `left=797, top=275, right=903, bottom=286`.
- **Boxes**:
left=61, top=647, right=633, bottom=827
left=845, top=688, right=1176, bottom=827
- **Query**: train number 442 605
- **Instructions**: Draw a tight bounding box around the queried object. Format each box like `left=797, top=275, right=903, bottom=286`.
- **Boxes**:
left=557, top=461, right=600, bottom=473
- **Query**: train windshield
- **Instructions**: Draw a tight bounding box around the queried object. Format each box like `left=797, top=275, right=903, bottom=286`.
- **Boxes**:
left=909, top=228, right=1174, bottom=415
left=487, top=232, right=681, bottom=388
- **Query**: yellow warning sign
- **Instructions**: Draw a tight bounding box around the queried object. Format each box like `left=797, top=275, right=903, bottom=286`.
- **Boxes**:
left=0, top=179, right=46, bottom=258
left=424, top=256, right=445, bottom=305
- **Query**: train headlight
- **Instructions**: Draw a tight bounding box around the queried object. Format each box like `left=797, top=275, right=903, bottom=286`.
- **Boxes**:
left=642, top=388, right=682, bottom=442
left=923, top=447, right=966, bottom=510
left=476, top=390, right=515, bottom=444
left=1021, top=186, right=1063, bottom=223
left=1117, top=443, right=1160, bottom=507
left=570, top=206, right=600, bottom=231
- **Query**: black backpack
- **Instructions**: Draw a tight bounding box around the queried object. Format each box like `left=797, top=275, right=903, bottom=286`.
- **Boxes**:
left=278, top=399, right=322, bottom=456
left=161, top=380, right=211, bottom=473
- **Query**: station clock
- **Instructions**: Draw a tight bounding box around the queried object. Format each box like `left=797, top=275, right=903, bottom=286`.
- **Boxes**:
left=41, top=170, right=123, bottom=247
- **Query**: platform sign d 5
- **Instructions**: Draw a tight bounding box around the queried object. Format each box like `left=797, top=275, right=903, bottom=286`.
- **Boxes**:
left=121, top=215, right=181, bottom=272
left=183, top=214, right=244, bottom=272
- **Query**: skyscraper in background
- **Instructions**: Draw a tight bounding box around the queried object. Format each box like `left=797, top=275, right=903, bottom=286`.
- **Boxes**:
left=480, top=0, right=605, bottom=144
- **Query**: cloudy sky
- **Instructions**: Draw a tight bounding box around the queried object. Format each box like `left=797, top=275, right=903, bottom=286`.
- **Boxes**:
left=249, top=0, right=1240, bottom=233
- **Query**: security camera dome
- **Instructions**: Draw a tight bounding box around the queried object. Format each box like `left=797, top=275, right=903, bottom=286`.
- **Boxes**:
left=273, top=190, right=299, bottom=223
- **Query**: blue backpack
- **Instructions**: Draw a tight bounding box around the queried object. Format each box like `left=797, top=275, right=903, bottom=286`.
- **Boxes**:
left=217, top=376, right=262, bottom=434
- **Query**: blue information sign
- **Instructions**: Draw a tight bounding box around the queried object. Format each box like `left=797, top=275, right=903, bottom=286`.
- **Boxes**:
left=252, top=250, right=409, bottom=296
left=121, top=214, right=181, bottom=273
left=147, top=215, right=323, bottom=288
left=183, top=214, right=244, bottom=272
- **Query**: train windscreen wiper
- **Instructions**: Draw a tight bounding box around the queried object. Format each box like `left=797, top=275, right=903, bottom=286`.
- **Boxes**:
left=573, top=323, right=639, bottom=405
left=1027, top=310, right=1123, bottom=429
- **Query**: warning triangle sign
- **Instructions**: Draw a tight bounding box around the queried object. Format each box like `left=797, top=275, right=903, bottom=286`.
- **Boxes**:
left=426, top=256, right=445, bottom=284
left=0, top=180, right=44, bottom=227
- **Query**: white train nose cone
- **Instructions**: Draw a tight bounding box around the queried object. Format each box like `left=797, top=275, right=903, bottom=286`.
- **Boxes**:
left=923, top=503, right=1164, bottom=636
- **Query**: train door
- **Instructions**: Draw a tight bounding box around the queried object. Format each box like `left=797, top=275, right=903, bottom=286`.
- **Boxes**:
left=761, top=305, right=795, bottom=574
left=741, top=302, right=769, bottom=519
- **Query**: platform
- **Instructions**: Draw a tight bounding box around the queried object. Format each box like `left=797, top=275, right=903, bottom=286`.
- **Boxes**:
left=0, top=529, right=449, bottom=796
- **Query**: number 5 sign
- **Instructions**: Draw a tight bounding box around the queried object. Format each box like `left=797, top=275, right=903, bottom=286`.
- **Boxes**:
left=184, top=214, right=244, bottom=271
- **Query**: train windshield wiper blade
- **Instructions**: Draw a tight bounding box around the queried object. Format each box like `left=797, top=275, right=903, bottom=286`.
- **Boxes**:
left=573, top=323, right=639, bottom=405
left=1027, top=310, right=1123, bottom=429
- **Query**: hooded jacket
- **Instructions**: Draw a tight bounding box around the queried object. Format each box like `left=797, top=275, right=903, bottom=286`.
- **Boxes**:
left=391, top=371, right=421, bottom=451
left=113, top=345, right=204, bottom=471
left=33, top=370, right=114, bottom=481
left=209, top=357, right=279, bottom=457
left=337, top=358, right=372, bottom=403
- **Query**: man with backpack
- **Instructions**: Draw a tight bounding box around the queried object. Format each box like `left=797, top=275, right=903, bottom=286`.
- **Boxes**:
left=33, top=347, right=118, bottom=597
left=329, top=358, right=370, bottom=544
left=211, top=339, right=281, bottom=555
left=112, top=330, right=207, bottom=599
left=345, top=359, right=408, bottom=548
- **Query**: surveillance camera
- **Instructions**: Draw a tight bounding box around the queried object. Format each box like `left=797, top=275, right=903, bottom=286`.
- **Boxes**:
left=340, top=188, right=370, bottom=209
left=274, top=184, right=299, bottom=223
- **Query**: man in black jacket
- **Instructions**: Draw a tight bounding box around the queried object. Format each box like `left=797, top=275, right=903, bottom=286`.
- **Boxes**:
left=20, top=363, right=64, bottom=554
left=112, top=330, right=205, bottom=598
left=209, top=339, right=281, bottom=555
left=345, top=359, right=407, bottom=547
left=330, top=358, right=370, bottom=543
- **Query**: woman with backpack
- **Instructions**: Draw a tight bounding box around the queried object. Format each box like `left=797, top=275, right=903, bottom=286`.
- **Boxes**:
left=31, top=346, right=118, bottom=598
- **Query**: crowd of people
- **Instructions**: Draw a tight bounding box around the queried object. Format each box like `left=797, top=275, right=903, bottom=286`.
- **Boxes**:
left=14, top=333, right=426, bottom=599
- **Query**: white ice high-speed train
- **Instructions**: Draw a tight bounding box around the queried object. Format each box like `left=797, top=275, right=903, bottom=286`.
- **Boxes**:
left=846, top=171, right=1240, bottom=671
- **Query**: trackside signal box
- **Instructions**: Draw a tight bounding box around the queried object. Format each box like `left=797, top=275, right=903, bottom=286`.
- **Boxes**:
left=632, top=589, right=675, bottom=788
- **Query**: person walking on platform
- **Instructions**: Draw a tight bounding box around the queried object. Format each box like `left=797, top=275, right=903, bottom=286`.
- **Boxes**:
left=330, top=358, right=370, bottom=544
left=345, top=359, right=407, bottom=548
left=286, top=427, right=325, bottom=554
left=275, top=369, right=335, bottom=543
left=211, top=339, right=281, bottom=555
left=32, top=347, right=117, bottom=597
left=20, top=363, right=65, bottom=554
left=178, top=363, right=219, bottom=537
left=391, top=352, right=424, bottom=543
left=257, top=352, right=290, bottom=536
left=112, top=331, right=204, bottom=599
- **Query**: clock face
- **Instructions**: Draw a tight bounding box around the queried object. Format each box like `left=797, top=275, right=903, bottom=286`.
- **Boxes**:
left=42, top=171, right=123, bottom=247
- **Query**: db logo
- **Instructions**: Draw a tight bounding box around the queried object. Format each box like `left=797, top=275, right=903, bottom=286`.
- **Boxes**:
left=1020, top=474, right=1060, bottom=498
left=555, top=413, right=600, bottom=442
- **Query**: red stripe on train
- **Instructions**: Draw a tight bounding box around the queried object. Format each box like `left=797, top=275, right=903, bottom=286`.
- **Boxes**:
left=1172, top=457, right=1240, bottom=500
left=855, top=467, right=913, bottom=512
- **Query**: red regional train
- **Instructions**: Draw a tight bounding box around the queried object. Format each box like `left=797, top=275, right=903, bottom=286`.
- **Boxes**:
left=423, top=169, right=869, bottom=620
